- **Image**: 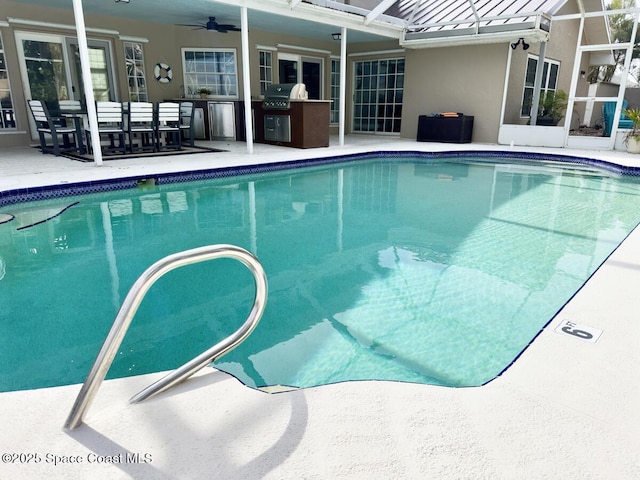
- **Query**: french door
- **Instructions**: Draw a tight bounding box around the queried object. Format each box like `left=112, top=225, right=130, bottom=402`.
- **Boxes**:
left=16, top=31, right=116, bottom=138
left=278, top=53, right=322, bottom=100
left=353, top=58, right=405, bottom=134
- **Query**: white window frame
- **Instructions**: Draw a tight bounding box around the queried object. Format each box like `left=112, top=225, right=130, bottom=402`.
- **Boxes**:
left=330, top=57, right=340, bottom=125
left=258, top=49, right=273, bottom=95
left=520, top=55, right=560, bottom=117
left=0, top=31, right=16, bottom=130
left=124, top=41, right=147, bottom=102
left=352, top=57, right=405, bottom=134
left=182, top=47, right=238, bottom=99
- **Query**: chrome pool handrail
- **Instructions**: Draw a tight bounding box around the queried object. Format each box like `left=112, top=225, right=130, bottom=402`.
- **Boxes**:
left=64, top=244, right=268, bottom=431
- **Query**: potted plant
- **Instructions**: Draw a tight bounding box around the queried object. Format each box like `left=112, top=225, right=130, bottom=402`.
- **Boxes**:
left=623, top=107, right=640, bottom=153
left=198, top=87, right=212, bottom=98
left=536, top=89, right=568, bottom=126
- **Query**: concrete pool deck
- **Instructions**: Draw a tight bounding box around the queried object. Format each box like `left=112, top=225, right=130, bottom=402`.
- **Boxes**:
left=1, top=136, right=639, bottom=479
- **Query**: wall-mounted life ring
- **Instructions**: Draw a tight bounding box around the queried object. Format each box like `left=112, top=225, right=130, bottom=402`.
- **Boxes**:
left=154, top=63, right=173, bottom=83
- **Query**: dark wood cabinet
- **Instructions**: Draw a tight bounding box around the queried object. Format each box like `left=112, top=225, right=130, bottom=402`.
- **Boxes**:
left=253, top=100, right=330, bottom=148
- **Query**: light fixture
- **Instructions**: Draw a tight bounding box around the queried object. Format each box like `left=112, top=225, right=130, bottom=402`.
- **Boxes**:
left=510, top=38, right=529, bottom=50
left=331, top=32, right=341, bottom=41
left=115, top=0, right=130, bottom=3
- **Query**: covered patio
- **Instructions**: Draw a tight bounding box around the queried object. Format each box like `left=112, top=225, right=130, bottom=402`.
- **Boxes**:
left=3, top=0, right=640, bottom=160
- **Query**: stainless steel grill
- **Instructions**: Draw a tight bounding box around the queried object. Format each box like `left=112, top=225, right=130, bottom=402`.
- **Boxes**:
left=262, top=83, right=296, bottom=110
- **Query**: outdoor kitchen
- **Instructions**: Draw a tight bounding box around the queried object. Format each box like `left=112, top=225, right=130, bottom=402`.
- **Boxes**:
left=253, top=83, right=330, bottom=149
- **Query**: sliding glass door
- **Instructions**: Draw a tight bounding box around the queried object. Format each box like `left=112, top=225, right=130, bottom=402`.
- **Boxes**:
left=353, top=58, right=404, bottom=134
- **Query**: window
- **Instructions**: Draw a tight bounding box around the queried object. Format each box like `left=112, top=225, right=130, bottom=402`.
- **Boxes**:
left=521, top=56, right=559, bottom=116
left=124, top=42, right=147, bottom=102
left=182, top=48, right=238, bottom=99
left=0, top=33, right=15, bottom=129
left=67, top=38, right=115, bottom=102
left=330, top=58, right=340, bottom=124
left=258, top=50, right=273, bottom=95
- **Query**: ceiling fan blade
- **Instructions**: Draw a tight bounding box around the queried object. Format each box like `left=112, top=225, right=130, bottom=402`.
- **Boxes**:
left=217, top=24, right=240, bottom=31
left=178, top=16, right=239, bottom=33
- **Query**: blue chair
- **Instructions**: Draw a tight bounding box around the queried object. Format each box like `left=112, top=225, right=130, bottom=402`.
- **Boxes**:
left=603, top=101, right=634, bottom=136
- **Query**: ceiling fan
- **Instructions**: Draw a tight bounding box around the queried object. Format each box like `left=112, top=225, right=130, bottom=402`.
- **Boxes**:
left=178, top=16, right=240, bottom=33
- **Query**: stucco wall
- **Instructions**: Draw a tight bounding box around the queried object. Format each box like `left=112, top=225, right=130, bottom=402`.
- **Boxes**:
left=401, top=44, right=507, bottom=143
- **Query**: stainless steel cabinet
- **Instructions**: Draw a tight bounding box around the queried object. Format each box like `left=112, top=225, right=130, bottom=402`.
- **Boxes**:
left=264, top=114, right=291, bottom=143
left=208, top=102, right=236, bottom=140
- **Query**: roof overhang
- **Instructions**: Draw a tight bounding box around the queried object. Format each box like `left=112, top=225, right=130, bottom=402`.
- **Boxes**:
left=400, top=12, right=552, bottom=49
left=211, top=0, right=404, bottom=39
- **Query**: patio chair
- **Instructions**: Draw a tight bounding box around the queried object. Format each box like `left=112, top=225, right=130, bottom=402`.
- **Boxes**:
left=127, top=102, right=156, bottom=153
left=155, top=102, right=182, bottom=151
left=86, top=101, right=127, bottom=155
left=179, top=101, right=195, bottom=147
left=58, top=99, right=84, bottom=115
left=27, top=99, right=82, bottom=156
left=603, top=101, right=634, bottom=137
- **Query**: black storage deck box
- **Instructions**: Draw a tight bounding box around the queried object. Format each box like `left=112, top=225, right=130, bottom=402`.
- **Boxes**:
left=417, top=115, right=474, bottom=143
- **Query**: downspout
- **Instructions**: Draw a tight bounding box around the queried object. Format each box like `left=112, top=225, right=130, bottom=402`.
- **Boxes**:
left=565, top=8, right=586, bottom=147
left=71, top=0, right=103, bottom=166
left=240, top=7, right=254, bottom=154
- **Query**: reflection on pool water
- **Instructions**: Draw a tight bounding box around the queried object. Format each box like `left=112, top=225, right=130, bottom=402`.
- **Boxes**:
left=2, top=156, right=640, bottom=392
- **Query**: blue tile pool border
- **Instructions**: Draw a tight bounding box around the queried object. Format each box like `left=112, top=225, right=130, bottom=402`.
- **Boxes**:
left=2, top=149, right=640, bottom=208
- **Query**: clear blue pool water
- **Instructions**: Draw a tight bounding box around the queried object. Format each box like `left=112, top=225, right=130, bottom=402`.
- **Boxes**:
left=2, top=156, right=640, bottom=392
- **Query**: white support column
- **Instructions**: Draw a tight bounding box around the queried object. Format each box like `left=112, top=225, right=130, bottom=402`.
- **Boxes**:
left=240, top=6, right=254, bottom=154
left=530, top=41, right=547, bottom=126
left=616, top=13, right=639, bottom=121
left=499, top=43, right=513, bottom=128
left=565, top=13, right=586, bottom=147
left=339, top=26, right=347, bottom=146
left=71, top=0, right=102, bottom=166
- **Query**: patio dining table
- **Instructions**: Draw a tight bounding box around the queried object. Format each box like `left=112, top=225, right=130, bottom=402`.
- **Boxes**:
left=57, top=109, right=87, bottom=155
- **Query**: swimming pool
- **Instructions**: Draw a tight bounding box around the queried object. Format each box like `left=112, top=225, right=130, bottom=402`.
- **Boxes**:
left=2, top=153, right=640, bottom=392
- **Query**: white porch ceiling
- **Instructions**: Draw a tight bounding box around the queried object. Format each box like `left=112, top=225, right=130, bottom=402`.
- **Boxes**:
left=8, top=0, right=399, bottom=43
